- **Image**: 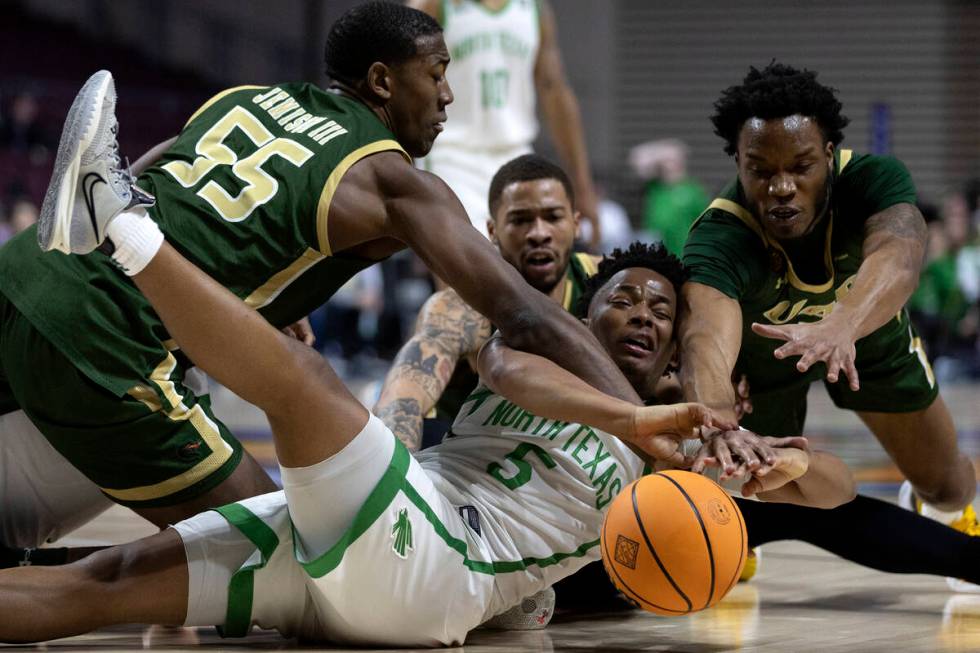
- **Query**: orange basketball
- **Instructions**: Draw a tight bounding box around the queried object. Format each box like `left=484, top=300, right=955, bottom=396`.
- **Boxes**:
left=600, top=470, right=747, bottom=616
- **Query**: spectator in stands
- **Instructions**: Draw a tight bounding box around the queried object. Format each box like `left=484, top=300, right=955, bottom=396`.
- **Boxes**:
left=629, top=138, right=708, bottom=256
left=7, top=198, right=38, bottom=235
left=910, top=192, right=980, bottom=380
left=0, top=92, right=49, bottom=158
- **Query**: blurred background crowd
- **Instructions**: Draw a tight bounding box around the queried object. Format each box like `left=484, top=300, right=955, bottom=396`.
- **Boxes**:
left=3, top=0, right=979, bottom=387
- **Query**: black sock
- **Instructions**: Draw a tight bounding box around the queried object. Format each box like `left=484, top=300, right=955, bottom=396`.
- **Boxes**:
left=736, top=494, right=980, bottom=583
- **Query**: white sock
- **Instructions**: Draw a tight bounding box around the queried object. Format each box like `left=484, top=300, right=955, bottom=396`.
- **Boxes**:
left=106, top=208, right=164, bottom=276
left=920, top=502, right=963, bottom=525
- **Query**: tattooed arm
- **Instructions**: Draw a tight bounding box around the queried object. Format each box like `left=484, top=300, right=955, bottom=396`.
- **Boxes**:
left=374, top=288, right=493, bottom=451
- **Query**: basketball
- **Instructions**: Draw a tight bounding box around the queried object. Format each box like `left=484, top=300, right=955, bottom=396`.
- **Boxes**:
left=600, top=470, right=747, bottom=616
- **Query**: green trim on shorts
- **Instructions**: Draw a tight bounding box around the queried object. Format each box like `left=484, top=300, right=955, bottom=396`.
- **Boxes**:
left=301, top=439, right=412, bottom=578
left=300, top=435, right=599, bottom=579
left=213, top=503, right=281, bottom=638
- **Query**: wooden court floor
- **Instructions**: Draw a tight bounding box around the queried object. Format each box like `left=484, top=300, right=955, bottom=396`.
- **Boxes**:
left=17, top=382, right=980, bottom=653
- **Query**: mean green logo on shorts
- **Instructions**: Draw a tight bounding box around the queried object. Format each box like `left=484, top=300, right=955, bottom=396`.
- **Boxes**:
left=391, top=508, right=414, bottom=559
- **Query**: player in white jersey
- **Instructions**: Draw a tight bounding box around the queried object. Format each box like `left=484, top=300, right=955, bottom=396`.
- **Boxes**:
left=0, top=230, right=858, bottom=645
left=410, top=0, right=601, bottom=242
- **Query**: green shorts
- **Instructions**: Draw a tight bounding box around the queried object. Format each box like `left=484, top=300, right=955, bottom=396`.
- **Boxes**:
left=739, top=311, right=938, bottom=436
left=0, top=292, right=242, bottom=508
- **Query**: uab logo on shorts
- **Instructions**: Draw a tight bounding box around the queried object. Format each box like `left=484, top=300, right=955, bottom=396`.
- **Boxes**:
left=391, top=508, right=414, bottom=559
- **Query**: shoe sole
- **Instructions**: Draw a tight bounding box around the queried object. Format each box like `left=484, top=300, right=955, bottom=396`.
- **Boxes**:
left=38, top=70, right=114, bottom=254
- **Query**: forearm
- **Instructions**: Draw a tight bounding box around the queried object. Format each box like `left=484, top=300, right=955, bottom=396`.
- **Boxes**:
left=373, top=386, right=427, bottom=452
left=501, top=301, right=641, bottom=404
left=833, top=202, right=925, bottom=338
left=678, top=284, right=741, bottom=420
left=760, top=450, right=856, bottom=508
left=833, top=244, right=921, bottom=339
left=479, top=340, right=636, bottom=437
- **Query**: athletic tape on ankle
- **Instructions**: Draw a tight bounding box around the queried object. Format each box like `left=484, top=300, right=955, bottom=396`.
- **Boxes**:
left=107, top=210, right=164, bottom=276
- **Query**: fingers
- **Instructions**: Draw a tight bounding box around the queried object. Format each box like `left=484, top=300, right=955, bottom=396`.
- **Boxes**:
left=690, top=455, right=717, bottom=474
left=842, top=355, right=860, bottom=391
left=712, top=438, right=736, bottom=476
left=751, top=322, right=791, bottom=341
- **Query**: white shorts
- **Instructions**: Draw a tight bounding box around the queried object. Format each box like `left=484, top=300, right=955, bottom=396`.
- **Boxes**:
left=420, top=144, right=532, bottom=238
left=0, top=410, right=113, bottom=547
left=175, top=415, right=498, bottom=647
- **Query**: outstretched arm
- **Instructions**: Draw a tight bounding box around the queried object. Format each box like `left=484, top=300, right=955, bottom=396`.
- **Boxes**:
left=534, top=0, right=600, bottom=246
left=678, top=281, right=743, bottom=422
left=692, top=431, right=856, bottom=509
left=374, top=289, right=491, bottom=450
left=751, top=202, right=927, bottom=390
left=478, top=337, right=733, bottom=465
left=363, top=156, right=640, bottom=407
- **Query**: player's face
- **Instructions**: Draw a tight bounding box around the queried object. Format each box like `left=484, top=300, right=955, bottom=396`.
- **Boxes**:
left=489, top=178, right=580, bottom=294
left=588, top=267, right=677, bottom=395
left=736, top=115, right=834, bottom=242
left=386, top=34, right=453, bottom=158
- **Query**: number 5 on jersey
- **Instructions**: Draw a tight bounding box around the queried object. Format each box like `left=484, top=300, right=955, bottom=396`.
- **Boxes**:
left=162, top=106, right=314, bottom=221
left=487, top=442, right=557, bottom=491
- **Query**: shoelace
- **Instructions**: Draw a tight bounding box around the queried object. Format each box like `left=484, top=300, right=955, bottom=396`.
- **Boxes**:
left=104, top=121, right=132, bottom=187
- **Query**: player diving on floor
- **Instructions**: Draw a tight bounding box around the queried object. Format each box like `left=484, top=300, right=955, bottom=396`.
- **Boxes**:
left=0, top=184, right=858, bottom=646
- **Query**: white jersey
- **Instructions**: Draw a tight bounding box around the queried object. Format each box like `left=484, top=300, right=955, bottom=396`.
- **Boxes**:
left=435, top=0, right=540, bottom=150
left=416, top=384, right=647, bottom=612
left=176, top=388, right=645, bottom=646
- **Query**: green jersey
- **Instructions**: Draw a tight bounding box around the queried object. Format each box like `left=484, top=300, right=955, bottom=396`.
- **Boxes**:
left=433, top=252, right=598, bottom=422
left=683, top=150, right=933, bottom=432
left=0, top=84, right=409, bottom=397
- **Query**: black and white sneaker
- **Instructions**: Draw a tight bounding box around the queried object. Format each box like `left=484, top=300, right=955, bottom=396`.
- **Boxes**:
left=38, top=69, right=153, bottom=255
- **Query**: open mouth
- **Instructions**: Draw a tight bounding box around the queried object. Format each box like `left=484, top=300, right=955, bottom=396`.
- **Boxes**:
left=767, top=207, right=801, bottom=221
left=620, top=335, right=654, bottom=356
left=525, top=250, right=556, bottom=270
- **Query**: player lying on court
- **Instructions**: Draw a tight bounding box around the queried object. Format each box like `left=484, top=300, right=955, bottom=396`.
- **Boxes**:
left=0, top=225, right=860, bottom=645
left=0, top=1, right=648, bottom=553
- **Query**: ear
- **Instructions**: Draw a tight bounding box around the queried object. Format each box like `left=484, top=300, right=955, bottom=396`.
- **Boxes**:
left=486, top=217, right=498, bottom=245
left=366, top=61, right=393, bottom=101
left=825, top=141, right=835, bottom=172
left=571, top=209, right=582, bottom=239
left=663, top=341, right=680, bottom=377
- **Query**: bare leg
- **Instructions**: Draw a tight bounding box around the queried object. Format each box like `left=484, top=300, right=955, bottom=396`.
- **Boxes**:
left=0, top=530, right=187, bottom=643
left=860, top=395, right=976, bottom=511
left=129, top=242, right=368, bottom=467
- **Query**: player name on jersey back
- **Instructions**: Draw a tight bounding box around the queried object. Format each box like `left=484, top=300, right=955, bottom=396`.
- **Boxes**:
left=251, top=87, right=349, bottom=146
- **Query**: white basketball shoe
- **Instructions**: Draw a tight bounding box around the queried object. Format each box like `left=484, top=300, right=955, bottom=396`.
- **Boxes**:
left=38, top=69, right=153, bottom=255
left=482, top=587, right=556, bottom=630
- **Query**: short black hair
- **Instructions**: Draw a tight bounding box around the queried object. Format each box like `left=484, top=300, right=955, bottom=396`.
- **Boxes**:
left=324, top=2, right=443, bottom=86
left=576, top=241, right=688, bottom=318
left=488, top=154, right=575, bottom=218
left=711, top=62, right=850, bottom=156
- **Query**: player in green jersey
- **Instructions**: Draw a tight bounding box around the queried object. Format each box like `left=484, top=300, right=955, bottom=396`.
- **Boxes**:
left=679, top=62, right=978, bottom=535
left=0, top=2, right=644, bottom=548
left=374, top=153, right=598, bottom=452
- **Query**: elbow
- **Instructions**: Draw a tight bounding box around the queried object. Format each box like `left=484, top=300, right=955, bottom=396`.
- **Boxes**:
left=477, top=339, right=523, bottom=394
left=495, top=305, right=552, bottom=353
